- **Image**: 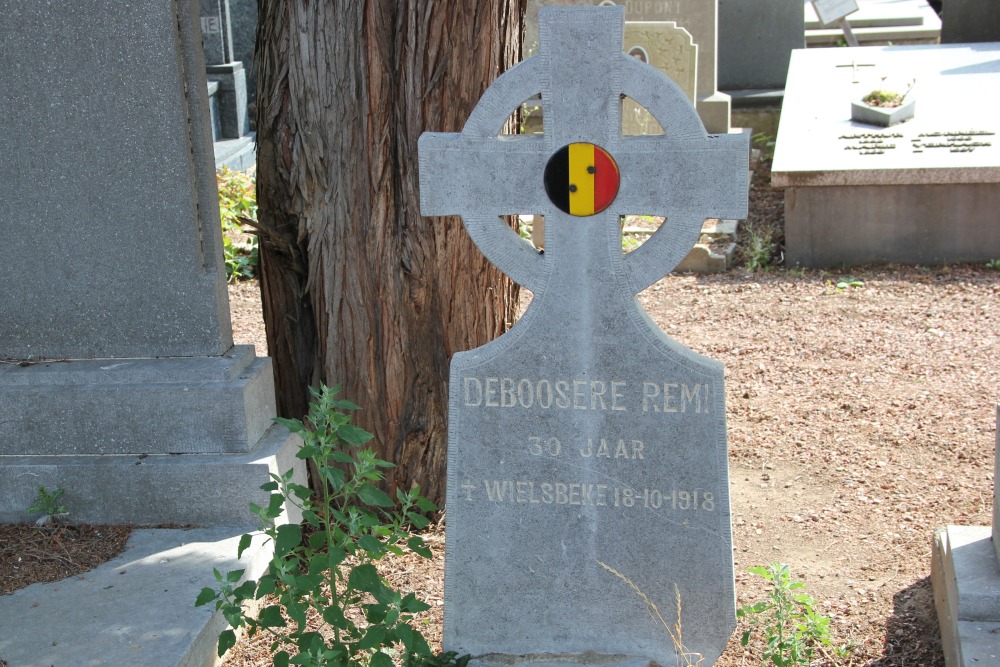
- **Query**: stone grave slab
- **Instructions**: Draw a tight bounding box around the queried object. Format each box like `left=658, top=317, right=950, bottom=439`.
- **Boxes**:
left=526, top=0, right=731, bottom=133
left=0, top=0, right=304, bottom=526
left=420, top=7, right=748, bottom=665
left=622, top=21, right=697, bottom=135
left=772, top=43, right=1000, bottom=267
left=804, top=0, right=941, bottom=46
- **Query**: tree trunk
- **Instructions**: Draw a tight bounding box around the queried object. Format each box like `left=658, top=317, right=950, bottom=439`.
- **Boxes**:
left=254, top=1, right=524, bottom=506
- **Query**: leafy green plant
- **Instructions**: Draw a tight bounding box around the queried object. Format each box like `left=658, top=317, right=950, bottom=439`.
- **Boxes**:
left=224, top=234, right=259, bottom=283
left=217, top=167, right=259, bottom=282
left=28, top=485, right=68, bottom=527
left=196, top=385, right=439, bottom=667
left=737, top=563, right=838, bottom=667
left=752, top=132, right=776, bottom=161
left=829, top=277, right=864, bottom=293
left=862, top=78, right=915, bottom=108
left=744, top=230, right=776, bottom=272
left=986, top=259, right=1000, bottom=271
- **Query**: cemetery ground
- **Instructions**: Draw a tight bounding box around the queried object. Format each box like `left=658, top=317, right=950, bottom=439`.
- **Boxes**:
left=3, top=159, right=999, bottom=666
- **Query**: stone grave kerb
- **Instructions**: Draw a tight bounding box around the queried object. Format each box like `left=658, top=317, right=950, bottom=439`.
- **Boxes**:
left=420, top=7, right=748, bottom=666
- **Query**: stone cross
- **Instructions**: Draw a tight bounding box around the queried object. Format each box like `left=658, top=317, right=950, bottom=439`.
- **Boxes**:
left=835, top=58, right=876, bottom=83
left=420, top=7, right=747, bottom=667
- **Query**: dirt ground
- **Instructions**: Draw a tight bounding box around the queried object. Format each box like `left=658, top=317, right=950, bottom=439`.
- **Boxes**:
left=3, top=157, right=999, bottom=665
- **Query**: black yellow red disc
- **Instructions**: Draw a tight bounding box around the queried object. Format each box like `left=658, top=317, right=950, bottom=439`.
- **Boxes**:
left=544, top=143, right=620, bottom=216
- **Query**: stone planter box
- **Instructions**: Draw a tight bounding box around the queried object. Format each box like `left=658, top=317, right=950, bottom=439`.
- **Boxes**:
left=851, top=96, right=916, bottom=126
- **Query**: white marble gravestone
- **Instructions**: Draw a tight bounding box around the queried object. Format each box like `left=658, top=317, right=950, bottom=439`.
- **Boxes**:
left=772, top=43, right=1000, bottom=267
left=420, top=7, right=748, bottom=666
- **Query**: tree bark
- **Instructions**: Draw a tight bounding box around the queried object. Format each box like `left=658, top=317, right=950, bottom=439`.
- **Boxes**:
left=254, top=1, right=524, bottom=506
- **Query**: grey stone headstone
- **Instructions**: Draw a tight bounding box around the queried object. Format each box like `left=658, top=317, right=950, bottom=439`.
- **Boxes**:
left=0, top=0, right=305, bottom=529
left=420, top=7, right=748, bottom=666
left=941, top=0, right=1000, bottom=44
left=1, top=0, right=232, bottom=360
left=228, top=0, right=258, bottom=106
left=718, top=0, right=804, bottom=91
left=200, top=0, right=235, bottom=65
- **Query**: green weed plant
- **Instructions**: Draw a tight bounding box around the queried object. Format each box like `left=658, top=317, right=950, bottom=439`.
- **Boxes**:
left=744, top=230, right=776, bottom=272
left=737, top=563, right=840, bottom=667
left=196, top=385, right=440, bottom=667
left=28, top=485, right=68, bottom=527
left=217, top=167, right=259, bottom=282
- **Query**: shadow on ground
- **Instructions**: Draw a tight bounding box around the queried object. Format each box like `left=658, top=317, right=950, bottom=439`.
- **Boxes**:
left=870, top=577, right=944, bottom=666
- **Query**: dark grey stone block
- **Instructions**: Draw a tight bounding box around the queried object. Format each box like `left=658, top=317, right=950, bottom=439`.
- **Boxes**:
left=0, top=346, right=275, bottom=455
left=200, top=0, right=235, bottom=65
left=719, top=0, right=803, bottom=91
left=0, top=0, right=232, bottom=360
left=0, top=423, right=306, bottom=526
left=229, top=0, right=258, bottom=105
left=941, top=0, right=1000, bottom=43
left=207, top=61, right=250, bottom=138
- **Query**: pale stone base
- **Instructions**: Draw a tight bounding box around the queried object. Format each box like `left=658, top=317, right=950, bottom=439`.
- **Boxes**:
left=931, top=525, right=1000, bottom=667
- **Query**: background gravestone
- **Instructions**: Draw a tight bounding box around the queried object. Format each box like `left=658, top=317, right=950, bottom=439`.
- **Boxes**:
left=804, top=0, right=942, bottom=46
left=622, top=21, right=698, bottom=136
left=229, top=0, right=259, bottom=106
left=0, top=0, right=303, bottom=525
left=771, top=42, right=1000, bottom=267
left=200, top=0, right=235, bottom=66
left=718, top=0, right=803, bottom=92
left=201, top=0, right=253, bottom=169
left=941, top=0, right=1000, bottom=43
left=421, top=7, right=748, bottom=665
left=526, top=0, right=731, bottom=133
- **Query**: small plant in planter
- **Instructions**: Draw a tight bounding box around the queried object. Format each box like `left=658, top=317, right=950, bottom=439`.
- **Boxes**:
left=852, top=78, right=916, bottom=127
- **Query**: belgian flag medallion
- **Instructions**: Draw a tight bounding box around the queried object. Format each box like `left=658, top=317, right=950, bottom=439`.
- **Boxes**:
left=544, top=143, right=620, bottom=216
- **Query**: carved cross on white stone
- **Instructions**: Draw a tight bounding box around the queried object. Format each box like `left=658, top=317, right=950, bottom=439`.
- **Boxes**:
left=419, top=7, right=749, bottom=667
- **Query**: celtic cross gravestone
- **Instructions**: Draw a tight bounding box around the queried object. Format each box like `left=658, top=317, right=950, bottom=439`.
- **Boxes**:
left=420, top=7, right=748, bottom=666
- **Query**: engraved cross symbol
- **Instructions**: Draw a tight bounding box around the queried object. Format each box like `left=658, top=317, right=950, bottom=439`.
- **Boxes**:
left=836, top=59, right=876, bottom=83
left=419, top=7, right=748, bottom=299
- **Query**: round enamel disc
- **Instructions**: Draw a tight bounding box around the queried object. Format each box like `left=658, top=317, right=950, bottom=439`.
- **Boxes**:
left=543, top=142, right=620, bottom=216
